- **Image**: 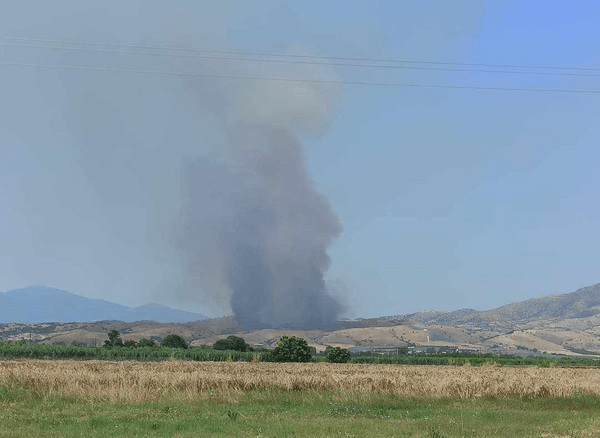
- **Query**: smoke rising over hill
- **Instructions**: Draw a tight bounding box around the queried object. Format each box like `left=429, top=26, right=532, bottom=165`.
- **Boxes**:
left=180, top=64, right=344, bottom=329
left=182, top=125, right=343, bottom=329
left=0, top=37, right=344, bottom=328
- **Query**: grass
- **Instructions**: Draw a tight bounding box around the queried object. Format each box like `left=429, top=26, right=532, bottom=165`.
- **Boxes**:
left=2, top=386, right=600, bottom=437
left=3, top=360, right=600, bottom=436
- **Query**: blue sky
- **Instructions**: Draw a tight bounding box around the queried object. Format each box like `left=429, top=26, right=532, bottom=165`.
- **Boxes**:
left=0, top=2, right=599, bottom=318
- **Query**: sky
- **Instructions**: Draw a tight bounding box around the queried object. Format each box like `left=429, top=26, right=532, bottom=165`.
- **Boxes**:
left=0, top=1, right=599, bottom=319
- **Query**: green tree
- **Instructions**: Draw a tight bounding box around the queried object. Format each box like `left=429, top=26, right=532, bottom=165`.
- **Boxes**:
left=161, top=334, right=188, bottom=349
left=213, top=335, right=250, bottom=352
left=272, top=335, right=312, bottom=363
left=325, top=346, right=351, bottom=363
left=137, top=338, right=157, bottom=348
left=103, top=329, right=123, bottom=348
left=123, top=339, right=137, bottom=348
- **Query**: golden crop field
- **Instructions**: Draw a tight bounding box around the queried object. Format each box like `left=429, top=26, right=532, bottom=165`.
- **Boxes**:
left=2, top=359, right=600, bottom=401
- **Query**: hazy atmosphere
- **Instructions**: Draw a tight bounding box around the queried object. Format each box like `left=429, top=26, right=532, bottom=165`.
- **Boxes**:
left=1, top=2, right=599, bottom=322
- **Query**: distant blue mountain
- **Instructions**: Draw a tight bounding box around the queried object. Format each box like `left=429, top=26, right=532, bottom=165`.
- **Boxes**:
left=0, top=286, right=207, bottom=323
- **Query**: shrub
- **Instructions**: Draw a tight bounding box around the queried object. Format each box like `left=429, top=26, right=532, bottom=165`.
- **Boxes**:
left=161, top=334, right=188, bottom=349
left=213, top=336, right=250, bottom=352
left=259, top=350, right=275, bottom=362
left=325, top=346, right=351, bottom=363
left=272, top=336, right=312, bottom=363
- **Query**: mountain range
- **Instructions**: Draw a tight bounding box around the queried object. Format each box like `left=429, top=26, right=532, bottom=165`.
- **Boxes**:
left=2, top=283, right=600, bottom=357
left=0, top=286, right=206, bottom=323
left=403, top=283, right=600, bottom=330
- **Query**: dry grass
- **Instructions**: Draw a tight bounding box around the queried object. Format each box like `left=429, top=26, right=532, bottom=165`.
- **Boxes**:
left=2, top=359, right=600, bottom=401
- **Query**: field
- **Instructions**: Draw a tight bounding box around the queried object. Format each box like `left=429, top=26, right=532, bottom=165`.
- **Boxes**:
left=3, top=341, right=599, bottom=367
left=2, top=360, right=600, bottom=436
left=4, top=360, right=600, bottom=399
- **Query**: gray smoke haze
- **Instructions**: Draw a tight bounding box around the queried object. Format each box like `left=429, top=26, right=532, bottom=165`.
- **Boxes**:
left=0, top=29, right=345, bottom=328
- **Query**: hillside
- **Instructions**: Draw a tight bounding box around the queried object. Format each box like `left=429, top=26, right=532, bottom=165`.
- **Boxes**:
left=405, top=283, right=600, bottom=330
left=0, top=286, right=206, bottom=323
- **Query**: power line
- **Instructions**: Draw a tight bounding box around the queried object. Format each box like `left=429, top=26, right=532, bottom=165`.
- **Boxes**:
left=1, top=35, right=599, bottom=72
left=1, top=60, right=599, bottom=94
left=2, top=41, right=600, bottom=78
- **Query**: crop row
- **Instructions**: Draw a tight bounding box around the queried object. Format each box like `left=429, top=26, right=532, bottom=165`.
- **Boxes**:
left=1, top=342, right=598, bottom=367
left=0, top=342, right=256, bottom=362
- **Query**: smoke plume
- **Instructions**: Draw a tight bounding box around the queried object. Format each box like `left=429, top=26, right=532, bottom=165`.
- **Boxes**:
left=1, top=34, right=344, bottom=328
left=181, top=70, right=344, bottom=329
left=182, top=124, right=342, bottom=329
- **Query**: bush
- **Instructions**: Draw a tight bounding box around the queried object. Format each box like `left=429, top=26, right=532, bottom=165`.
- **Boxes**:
left=272, top=336, right=312, bottom=363
left=259, top=350, right=275, bottom=362
left=161, top=334, right=188, bottom=349
left=325, top=346, right=351, bottom=363
left=213, top=336, right=251, bottom=352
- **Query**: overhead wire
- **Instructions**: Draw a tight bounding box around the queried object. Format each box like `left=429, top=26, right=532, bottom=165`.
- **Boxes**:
left=1, top=60, right=600, bottom=94
left=1, top=35, right=599, bottom=72
left=1, top=35, right=599, bottom=94
left=1, top=41, right=600, bottom=77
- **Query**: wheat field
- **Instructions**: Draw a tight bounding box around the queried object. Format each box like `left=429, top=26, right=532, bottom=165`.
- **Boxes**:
left=2, top=359, right=600, bottom=401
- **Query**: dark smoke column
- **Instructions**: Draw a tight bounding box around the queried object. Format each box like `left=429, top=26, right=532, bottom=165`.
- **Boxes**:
left=225, top=126, right=342, bottom=329
left=182, top=123, right=342, bottom=330
left=179, top=59, right=343, bottom=329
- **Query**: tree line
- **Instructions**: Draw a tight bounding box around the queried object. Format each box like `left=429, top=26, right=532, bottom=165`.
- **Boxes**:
left=2, top=331, right=353, bottom=363
left=104, top=331, right=347, bottom=363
